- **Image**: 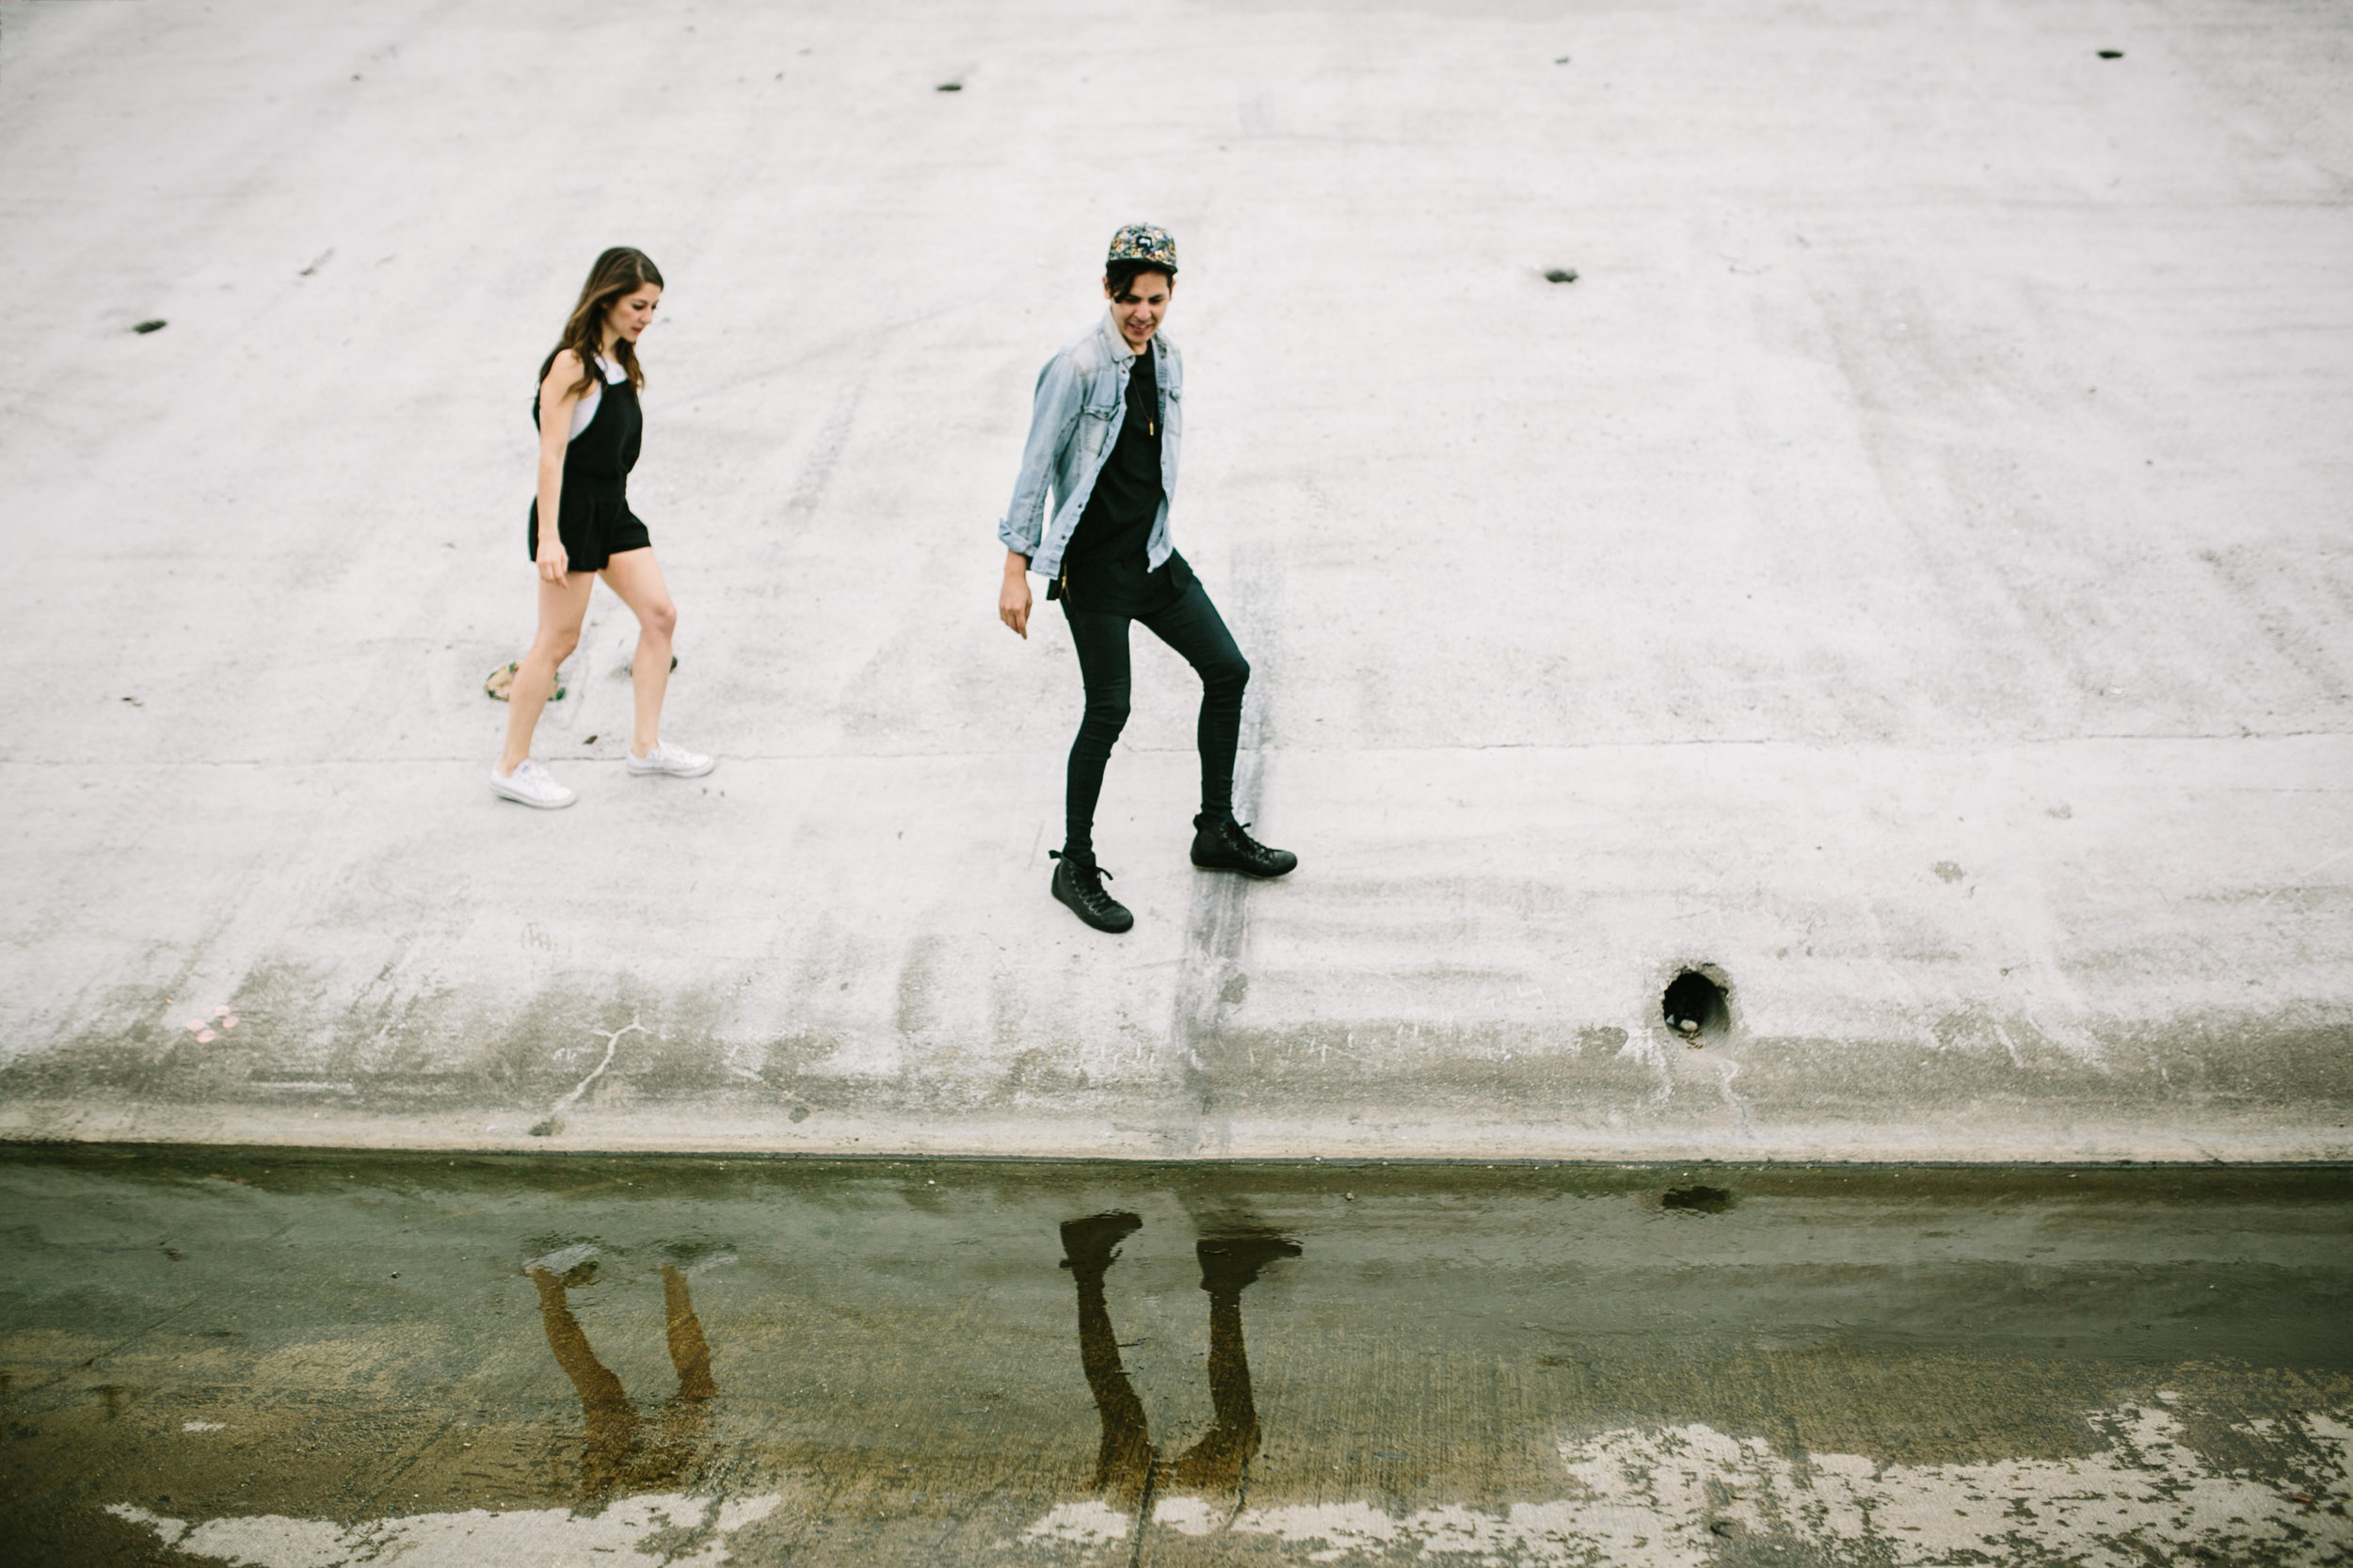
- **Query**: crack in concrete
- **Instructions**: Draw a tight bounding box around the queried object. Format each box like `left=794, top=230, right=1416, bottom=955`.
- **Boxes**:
left=1713, top=1058, right=1755, bottom=1139
left=18, top=1300, right=195, bottom=1397
left=532, top=1017, right=646, bottom=1136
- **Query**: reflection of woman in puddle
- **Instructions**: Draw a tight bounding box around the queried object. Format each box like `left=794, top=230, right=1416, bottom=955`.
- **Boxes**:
left=1058, top=1213, right=1300, bottom=1504
left=526, top=1249, right=719, bottom=1502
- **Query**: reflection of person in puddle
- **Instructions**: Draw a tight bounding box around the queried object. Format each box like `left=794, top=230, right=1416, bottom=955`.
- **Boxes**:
left=1058, top=1213, right=1300, bottom=1502
left=526, top=1249, right=719, bottom=1502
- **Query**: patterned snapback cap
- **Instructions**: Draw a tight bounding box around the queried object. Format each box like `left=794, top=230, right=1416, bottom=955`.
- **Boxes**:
left=1106, top=223, right=1178, bottom=273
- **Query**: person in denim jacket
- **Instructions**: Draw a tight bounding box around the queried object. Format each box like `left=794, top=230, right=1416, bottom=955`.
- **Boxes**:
left=997, top=225, right=1297, bottom=934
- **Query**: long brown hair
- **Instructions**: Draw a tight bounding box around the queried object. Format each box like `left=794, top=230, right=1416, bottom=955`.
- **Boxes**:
left=550, top=247, right=663, bottom=400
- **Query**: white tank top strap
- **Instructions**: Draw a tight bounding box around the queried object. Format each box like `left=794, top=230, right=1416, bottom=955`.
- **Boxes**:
left=566, top=353, right=629, bottom=440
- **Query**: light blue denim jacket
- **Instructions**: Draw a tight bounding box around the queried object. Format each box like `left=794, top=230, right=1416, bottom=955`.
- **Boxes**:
left=997, top=312, right=1183, bottom=583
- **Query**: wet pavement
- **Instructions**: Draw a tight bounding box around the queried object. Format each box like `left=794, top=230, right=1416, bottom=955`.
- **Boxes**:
left=0, top=1148, right=2347, bottom=1566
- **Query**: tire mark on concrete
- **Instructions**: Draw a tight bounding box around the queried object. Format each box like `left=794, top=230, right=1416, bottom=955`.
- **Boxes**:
left=1159, top=542, right=1284, bottom=1157
left=776, top=376, right=866, bottom=530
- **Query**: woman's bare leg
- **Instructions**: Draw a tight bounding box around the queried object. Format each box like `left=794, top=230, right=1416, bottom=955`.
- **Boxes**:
left=498, top=572, right=596, bottom=774
left=660, top=1264, right=718, bottom=1402
left=528, top=1265, right=641, bottom=1498
left=598, top=549, right=677, bottom=757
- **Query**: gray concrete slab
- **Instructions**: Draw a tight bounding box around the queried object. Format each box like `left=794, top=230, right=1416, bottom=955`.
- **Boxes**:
left=1, top=0, right=2349, bottom=1159
left=2, top=1149, right=2349, bottom=1565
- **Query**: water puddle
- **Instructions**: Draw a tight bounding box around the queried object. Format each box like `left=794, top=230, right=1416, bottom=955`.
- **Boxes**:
left=1, top=1150, right=2346, bottom=1564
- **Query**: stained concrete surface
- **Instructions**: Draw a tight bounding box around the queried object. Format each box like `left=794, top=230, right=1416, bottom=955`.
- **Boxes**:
left=1, top=1148, right=2349, bottom=1565
left=2, top=0, right=2352, bottom=1160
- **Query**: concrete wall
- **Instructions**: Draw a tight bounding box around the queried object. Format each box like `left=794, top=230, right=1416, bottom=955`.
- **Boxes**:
left=1, top=0, right=2348, bottom=1159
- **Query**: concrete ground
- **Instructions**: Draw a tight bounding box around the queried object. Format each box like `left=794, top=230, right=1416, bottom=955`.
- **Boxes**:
left=1, top=1147, right=2348, bottom=1566
left=2, top=0, right=2350, bottom=1160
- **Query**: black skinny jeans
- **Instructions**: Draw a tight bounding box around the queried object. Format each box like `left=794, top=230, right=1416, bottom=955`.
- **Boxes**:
left=1062, top=579, right=1249, bottom=861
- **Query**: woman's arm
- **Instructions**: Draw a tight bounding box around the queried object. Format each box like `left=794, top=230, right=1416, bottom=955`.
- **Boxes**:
left=999, top=549, right=1032, bottom=639
left=535, top=352, right=586, bottom=585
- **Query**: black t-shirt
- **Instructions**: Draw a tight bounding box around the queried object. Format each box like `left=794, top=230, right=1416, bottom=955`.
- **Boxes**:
left=1061, top=344, right=1192, bottom=617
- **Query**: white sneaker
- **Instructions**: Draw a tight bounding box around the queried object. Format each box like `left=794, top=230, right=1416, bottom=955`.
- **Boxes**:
left=490, top=758, right=576, bottom=808
left=627, top=741, right=715, bottom=778
left=522, top=1242, right=598, bottom=1276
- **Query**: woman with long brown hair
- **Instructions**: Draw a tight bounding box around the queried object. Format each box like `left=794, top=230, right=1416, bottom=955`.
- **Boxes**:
left=492, top=247, right=712, bottom=808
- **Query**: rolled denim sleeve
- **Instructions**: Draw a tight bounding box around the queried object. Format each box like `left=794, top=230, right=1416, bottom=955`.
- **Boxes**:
left=997, top=350, right=1082, bottom=562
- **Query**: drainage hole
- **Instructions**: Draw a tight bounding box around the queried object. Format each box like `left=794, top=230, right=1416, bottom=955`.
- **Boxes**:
left=1662, top=968, right=1729, bottom=1044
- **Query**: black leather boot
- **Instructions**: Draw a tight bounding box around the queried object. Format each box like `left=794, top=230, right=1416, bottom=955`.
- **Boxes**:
left=1051, top=850, right=1135, bottom=934
left=1190, top=815, right=1298, bottom=878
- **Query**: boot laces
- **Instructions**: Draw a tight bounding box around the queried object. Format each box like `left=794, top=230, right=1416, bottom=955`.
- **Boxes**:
left=1050, top=850, right=1120, bottom=913
left=1220, top=820, right=1273, bottom=856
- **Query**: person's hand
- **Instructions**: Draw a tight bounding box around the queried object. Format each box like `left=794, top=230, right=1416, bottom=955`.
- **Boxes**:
left=999, top=565, right=1032, bottom=638
left=537, top=538, right=569, bottom=586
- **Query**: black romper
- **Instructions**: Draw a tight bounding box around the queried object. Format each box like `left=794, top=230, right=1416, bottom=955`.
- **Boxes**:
left=527, top=351, right=649, bottom=573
